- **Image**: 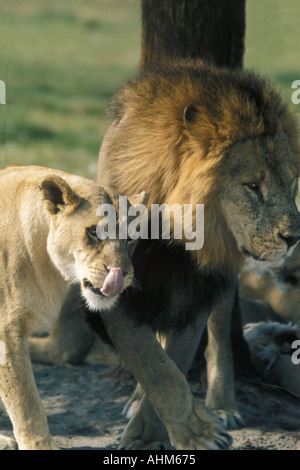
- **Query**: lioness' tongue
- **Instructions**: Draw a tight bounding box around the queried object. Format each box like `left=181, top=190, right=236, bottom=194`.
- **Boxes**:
left=101, top=267, right=125, bottom=297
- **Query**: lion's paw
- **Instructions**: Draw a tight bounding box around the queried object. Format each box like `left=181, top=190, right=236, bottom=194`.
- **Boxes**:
left=0, top=435, right=18, bottom=450
left=118, top=406, right=172, bottom=450
left=167, top=398, right=233, bottom=450
left=213, top=409, right=245, bottom=430
left=18, top=436, right=59, bottom=450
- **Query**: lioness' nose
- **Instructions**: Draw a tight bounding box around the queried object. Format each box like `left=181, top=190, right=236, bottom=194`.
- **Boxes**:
left=278, top=233, right=300, bottom=249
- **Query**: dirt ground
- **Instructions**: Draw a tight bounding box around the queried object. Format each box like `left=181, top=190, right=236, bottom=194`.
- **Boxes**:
left=0, top=361, right=299, bottom=451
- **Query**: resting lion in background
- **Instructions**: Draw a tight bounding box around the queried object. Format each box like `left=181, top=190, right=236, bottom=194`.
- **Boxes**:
left=240, top=243, right=300, bottom=327
left=0, top=165, right=141, bottom=450
left=239, top=246, right=300, bottom=397
left=88, top=60, right=300, bottom=450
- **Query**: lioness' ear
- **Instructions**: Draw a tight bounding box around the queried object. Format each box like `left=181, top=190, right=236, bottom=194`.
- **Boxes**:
left=40, top=176, right=80, bottom=215
left=183, top=105, right=199, bottom=127
left=128, top=191, right=147, bottom=207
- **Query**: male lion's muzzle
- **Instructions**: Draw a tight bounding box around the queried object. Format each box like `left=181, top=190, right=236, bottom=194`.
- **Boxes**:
left=278, top=232, right=300, bottom=251
left=275, top=204, right=300, bottom=255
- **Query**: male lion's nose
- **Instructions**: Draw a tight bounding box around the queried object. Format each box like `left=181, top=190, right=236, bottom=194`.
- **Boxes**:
left=278, top=233, right=300, bottom=249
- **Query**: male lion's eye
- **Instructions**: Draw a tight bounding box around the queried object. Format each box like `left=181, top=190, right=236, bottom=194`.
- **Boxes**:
left=246, top=183, right=260, bottom=191
left=244, top=182, right=264, bottom=202
left=86, top=226, right=100, bottom=241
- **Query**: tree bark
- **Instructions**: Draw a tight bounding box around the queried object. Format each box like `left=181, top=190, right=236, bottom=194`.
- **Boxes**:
left=141, top=0, right=246, bottom=69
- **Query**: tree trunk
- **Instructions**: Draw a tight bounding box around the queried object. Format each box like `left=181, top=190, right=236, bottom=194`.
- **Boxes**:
left=141, top=0, right=254, bottom=381
left=141, top=0, right=246, bottom=69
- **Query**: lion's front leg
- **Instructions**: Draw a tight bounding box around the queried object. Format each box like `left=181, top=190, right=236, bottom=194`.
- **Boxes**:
left=0, top=321, right=59, bottom=450
left=102, top=308, right=232, bottom=450
left=205, top=282, right=245, bottom=429
left=122, top=317, right=207, bottom=422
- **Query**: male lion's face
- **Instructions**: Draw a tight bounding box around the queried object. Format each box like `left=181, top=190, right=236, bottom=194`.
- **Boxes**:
left=41, top=177, right=139, bottom=311
left=219, top=133, right=300, bottom=269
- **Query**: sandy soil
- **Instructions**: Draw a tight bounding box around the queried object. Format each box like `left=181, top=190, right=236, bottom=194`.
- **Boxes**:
left=0, top=361, right=299, bottom=451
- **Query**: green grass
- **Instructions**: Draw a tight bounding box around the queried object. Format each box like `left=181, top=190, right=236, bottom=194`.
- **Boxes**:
left=245, top=0, right=300, bottom=107
left=0, top=0, right=299, bottom=178
left=0, top=0, right=141, bottom=177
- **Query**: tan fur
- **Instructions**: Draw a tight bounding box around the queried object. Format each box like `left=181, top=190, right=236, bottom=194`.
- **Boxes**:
left=0, top=165, right=138, bottom=450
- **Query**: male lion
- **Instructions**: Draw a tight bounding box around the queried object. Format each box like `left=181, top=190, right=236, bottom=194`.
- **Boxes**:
left=0, top=165, right=140, bottom=450
left=90, top=60, right=300, bottom=450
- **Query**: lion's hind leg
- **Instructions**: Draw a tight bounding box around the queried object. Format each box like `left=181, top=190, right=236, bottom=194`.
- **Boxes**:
left=29, top=286, right=95, bottom=365
left=205, top=284, right=245, bottom=429
left=122, top=382, right=144, bottom=420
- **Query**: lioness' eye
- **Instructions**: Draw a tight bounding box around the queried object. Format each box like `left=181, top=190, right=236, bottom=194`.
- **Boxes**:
left=86, top=226, right=100, bottom=241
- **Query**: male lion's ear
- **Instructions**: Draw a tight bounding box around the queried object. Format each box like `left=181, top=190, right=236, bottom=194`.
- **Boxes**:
left=40, top=176, right=80, bottom=215
left=183, top=105, right=199, bottom=126
left=128, top=191, right=147, bottom=207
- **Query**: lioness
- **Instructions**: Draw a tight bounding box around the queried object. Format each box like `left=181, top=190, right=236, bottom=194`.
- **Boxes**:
left=91, top=60, right=300, bottom=450
left=0, top=165, right=140, bottom=450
